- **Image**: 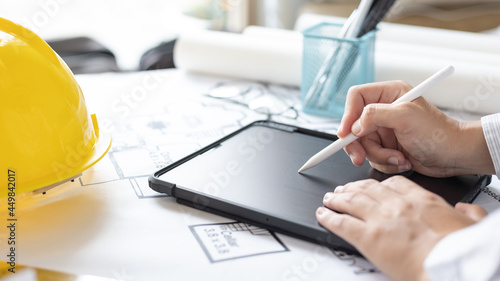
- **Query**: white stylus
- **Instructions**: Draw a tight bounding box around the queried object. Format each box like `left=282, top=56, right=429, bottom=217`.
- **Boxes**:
left=298, top=65, right=455, bottom=173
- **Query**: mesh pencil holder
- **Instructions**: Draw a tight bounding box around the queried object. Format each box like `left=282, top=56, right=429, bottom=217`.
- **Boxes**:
left=301, top=23, right=376, bottom=119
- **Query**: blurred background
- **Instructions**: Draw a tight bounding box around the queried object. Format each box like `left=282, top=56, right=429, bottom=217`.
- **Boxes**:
left=1, top=0, right=500, bottom=72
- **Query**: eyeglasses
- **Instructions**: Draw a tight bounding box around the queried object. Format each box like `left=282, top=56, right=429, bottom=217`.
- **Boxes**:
left=205, top=81, right=300, bottom=120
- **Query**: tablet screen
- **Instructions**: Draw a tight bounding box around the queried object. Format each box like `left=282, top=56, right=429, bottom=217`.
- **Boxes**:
left=156, top=122, right=482, bottom=228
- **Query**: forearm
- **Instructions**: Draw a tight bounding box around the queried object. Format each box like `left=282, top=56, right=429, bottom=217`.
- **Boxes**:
left=453, top=120, right=495, bottom=176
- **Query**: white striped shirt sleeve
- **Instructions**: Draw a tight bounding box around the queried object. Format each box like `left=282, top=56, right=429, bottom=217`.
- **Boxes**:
left=482, top=113, right=500, bottom=178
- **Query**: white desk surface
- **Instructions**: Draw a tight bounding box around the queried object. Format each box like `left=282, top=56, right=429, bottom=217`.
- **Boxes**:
left=1, top=69, right=499, bottom=281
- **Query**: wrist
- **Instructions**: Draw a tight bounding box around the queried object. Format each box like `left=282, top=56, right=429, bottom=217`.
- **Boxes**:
left=454, top=120, right=495, bottom=175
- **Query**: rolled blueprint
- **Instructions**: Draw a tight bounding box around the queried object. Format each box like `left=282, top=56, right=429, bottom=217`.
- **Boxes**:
left=242, top=25, right=303, bottom=43
left=376, top=53, right=500, bottom=115
left=245, top=25, right=500, bottom=67
left=174, top=29, right=302, bottom=86
left=174, top=25, right=500, bottom=114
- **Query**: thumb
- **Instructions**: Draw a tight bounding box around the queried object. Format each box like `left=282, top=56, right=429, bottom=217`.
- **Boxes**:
left=455, top=203, right=488, bottom=222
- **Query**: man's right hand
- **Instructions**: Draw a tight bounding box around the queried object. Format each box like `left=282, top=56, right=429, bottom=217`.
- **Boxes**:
left=336, top=80, right=494, bottom=177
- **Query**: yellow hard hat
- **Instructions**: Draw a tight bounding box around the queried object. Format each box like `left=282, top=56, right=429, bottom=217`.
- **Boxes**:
left=0, top=17, right=111, bottom=197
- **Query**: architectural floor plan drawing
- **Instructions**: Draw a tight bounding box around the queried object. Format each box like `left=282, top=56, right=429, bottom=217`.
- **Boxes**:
left=190, top=222, right=289, bottom=263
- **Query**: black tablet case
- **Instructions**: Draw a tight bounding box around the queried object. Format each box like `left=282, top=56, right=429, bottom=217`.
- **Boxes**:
left=149, top=120, right=491, bottom=254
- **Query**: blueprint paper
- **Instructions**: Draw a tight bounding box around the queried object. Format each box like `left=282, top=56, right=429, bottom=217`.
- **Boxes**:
left=0, top=69, right=392, bottom=281
left=0, top=69, right=498, bottom=280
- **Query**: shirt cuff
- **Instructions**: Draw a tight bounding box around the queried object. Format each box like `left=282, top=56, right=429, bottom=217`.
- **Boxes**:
left=424, top=209, right=500, bottom=281
left=481, top=114, right=500, bottom=178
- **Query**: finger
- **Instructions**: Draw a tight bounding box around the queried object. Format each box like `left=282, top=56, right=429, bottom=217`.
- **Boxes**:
left=341, top=178, right=418, bottom=207
left=369, top=159, right=413, bottom=175
left=351, top=100, right=425, bottom=138
left=316, top=207, right=366, bottom=246
left=338, top=81, right=411, bottom=138
left=344, top=140, right=367, bottom=167
left=338, top=87, right=365, bottom=138
left=380, top=175, right=429, bottom=196
left=360, top=133, right=409, bottom=172
left=377, top=127, right=399, bottom=150
left=330, top=179, right=394, bottom=209
left=337, top=179, right=384, bottom=195
left=323, top=190, right=379, bottom=220
left=455, top=203, right=488, bottom=222
left=345, top=129, right=411, bottom=173
left=326, top=180, right=386, bottom=217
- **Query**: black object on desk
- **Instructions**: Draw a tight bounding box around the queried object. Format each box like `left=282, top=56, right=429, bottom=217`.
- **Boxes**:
left=149, top=120, right=491, bottom=255
left=139, top=39, right=176, bottom=71
left=47, top=37, right=119, bottom=74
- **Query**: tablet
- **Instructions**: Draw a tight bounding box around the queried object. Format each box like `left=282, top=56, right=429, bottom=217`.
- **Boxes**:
left=149, top=120, right=491, bottom=254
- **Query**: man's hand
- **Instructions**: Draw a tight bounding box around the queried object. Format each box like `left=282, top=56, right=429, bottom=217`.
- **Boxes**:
left=316, top=176, right=485, bottom=281
left=337, top=81, right=495, bottom=177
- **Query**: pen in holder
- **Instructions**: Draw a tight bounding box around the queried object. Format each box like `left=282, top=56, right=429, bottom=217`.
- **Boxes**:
left=301, top=23, right=376, bottom=119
